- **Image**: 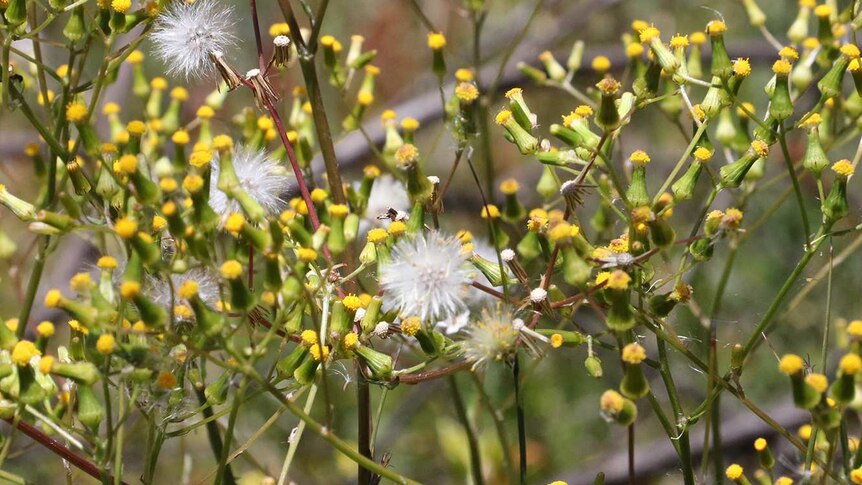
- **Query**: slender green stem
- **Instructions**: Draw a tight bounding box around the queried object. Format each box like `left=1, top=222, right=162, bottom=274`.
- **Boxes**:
left=240, top=363, right=422, bottom=484
left=15, top=238, right=50, bottom=338
left=653, top=121, right=709, bottom=204
left=449, top=375, right=484, bottom=485
left=740, top=231, right=825, bottom=359
left=214, top=377, right=248, bottom=485
left=195, top=389, right=235, bottom=485
left=778, top=123, right=812, bottom=248
left=469, top=373, right=515, bottom=482
left=819, top=241, right=833, bottom=372
left=705, top=240, right=738, bottom=483
left=357, top=369, right=372, bottom=485
left=513, top=356, right=526, bottom=484
left=655, top=338, right=694, bottom=485
left=277, top=385, right=316, bottom=485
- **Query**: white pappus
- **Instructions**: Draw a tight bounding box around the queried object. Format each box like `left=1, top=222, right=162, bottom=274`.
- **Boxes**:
left=209, top=145, right=294, bottom=219
left=379, top=231, right=473, bottom=322
left=150, top=0, right=237, bottom=80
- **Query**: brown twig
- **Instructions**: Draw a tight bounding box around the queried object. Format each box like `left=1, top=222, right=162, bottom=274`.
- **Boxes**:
left=3, top=417, right=129, bottom=485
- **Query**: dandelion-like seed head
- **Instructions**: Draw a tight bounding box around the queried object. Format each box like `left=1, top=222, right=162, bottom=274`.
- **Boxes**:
left=379, top=231, right=473, bottom=322
left=150, top=0, right=238, bottom=80
left=209, top=145, right=294, bottom=218
left=462, top=306, right=522, bottom=370
left=146, top=267, right=220, bottom=309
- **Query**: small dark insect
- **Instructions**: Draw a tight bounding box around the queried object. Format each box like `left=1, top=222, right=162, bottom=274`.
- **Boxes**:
left=377, top=208, right=407, bottom=222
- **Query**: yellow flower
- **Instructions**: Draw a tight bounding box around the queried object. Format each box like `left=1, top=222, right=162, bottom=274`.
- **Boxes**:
left=605, top=270, right=631, bottom=290
left=753, top=437, right=767, bottom=452
left=480, top=205, right=501, bottom=219
left=832, top=160, right=855, bottom=178
left=840, top=354, right=862, bottom=375
left=669, top=35, right=689, bottom=49
left=114, top=218, right=138, bottom=239
left=367, top=228, right=388, bottom=244
left=269, top=22, right=290, bottom=37
left=772, top=59, right=792, bottom=76
left=427, top=32, right=446, bottom=50
left=66, top=102, right=88, bottom=123
left=394, top=144, right=419, bottom=165
left=343, top=332, right=359, bottom=351
left=178, top=281, right=199, bottom=299
left=297, top=248, right=318, bottom=262
left=388, top=220, right=407, bottom=236
left=111, top=0, right=131, bottom=13
left=301, top=329, right=318, bottom=346
left=591, top=55, right=611, bottom=72
left=11, top=340, right=40, bottom=366
left=309, top=343, right=330, bottom=361
left=96, top=334, right=116, bottom=355
left=600, top=390, right=624, bottom=413
left=401, top=316, right=421, bottom=336
left=495, top=110, right=512, bottom=125
left=805, top=373, right=828, bottom=393
left=328, top=204, right=349, bottom=218
left=500, top=179, right=520, bottom=195
left=638, top=26, right=660, bottom=43
left=44, top=289, right=63, bottom=308
left=70, top=272, right=93, bottom=292
left=629, top=150, right=651, bottom=166
left=455, top=82, right=479, bottom=102
left=725, top=464, right=744, bottom=481
left=36, top=321, right=55, bottom=338
left=220, top=260, right=243, bottom=279
left=401, top=117, right=420, bottom=131
left=120, top=281, right=141, bottom=299
left=621, top=343, right=646, bottom=364
left=707, top=20, right=727, bottom=36
left=39, top=355, right=55, bottom=374
left=342, top=294, right=362, bottom=311
left=732, top=58, right=751, bottom=77
left=778, top=354, right=804, bottom=375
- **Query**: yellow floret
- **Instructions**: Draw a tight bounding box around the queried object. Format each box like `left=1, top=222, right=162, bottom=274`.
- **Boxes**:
left=779, top=354, right=804, bottom=375
left=832, top=160, right=855, bottom=177
left=220, top=260, right=243, bottom=279
left=96, top=334, right=116, bottom=355
left=427, top=32, right=446, bottom=50
left=11, top=340, right=40, bottom=366
left=621, top=343, right=646, bottom=364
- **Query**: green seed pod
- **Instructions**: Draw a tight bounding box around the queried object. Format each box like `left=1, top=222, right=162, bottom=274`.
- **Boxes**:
left=77, top=384, right=104, bottom=432
left=600, top=390, right=637, bottom=426
left=585, top=354, right=603, bottom=378
left=205, top=372, right=231, bottom=405
left=276, top=345, right=308, bottom=378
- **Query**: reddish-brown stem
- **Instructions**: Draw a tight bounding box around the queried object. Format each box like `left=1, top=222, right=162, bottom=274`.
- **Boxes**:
left=264, top=96, right=321, bottom=230
left=249, top=0, right=266, bottom=72
left=398, top=361, right=471, bottom=384
left=243, top=0, right=321, bottom=231
left=3, top=417, right=129, bottom=485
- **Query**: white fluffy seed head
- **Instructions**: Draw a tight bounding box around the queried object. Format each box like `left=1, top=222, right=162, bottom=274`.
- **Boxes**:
left=379, top=232, right=473, bottom=322
left=274, top=35, right=291, bottom=47
left=150, top=0, right=237, bottom=80
left=209, top=145, right=294, bottom=218
left=146, top=268, right=220, bottom=309
left=463, top=306, right=521, bottom=370
left=500, top=248, right=515, bottom=262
